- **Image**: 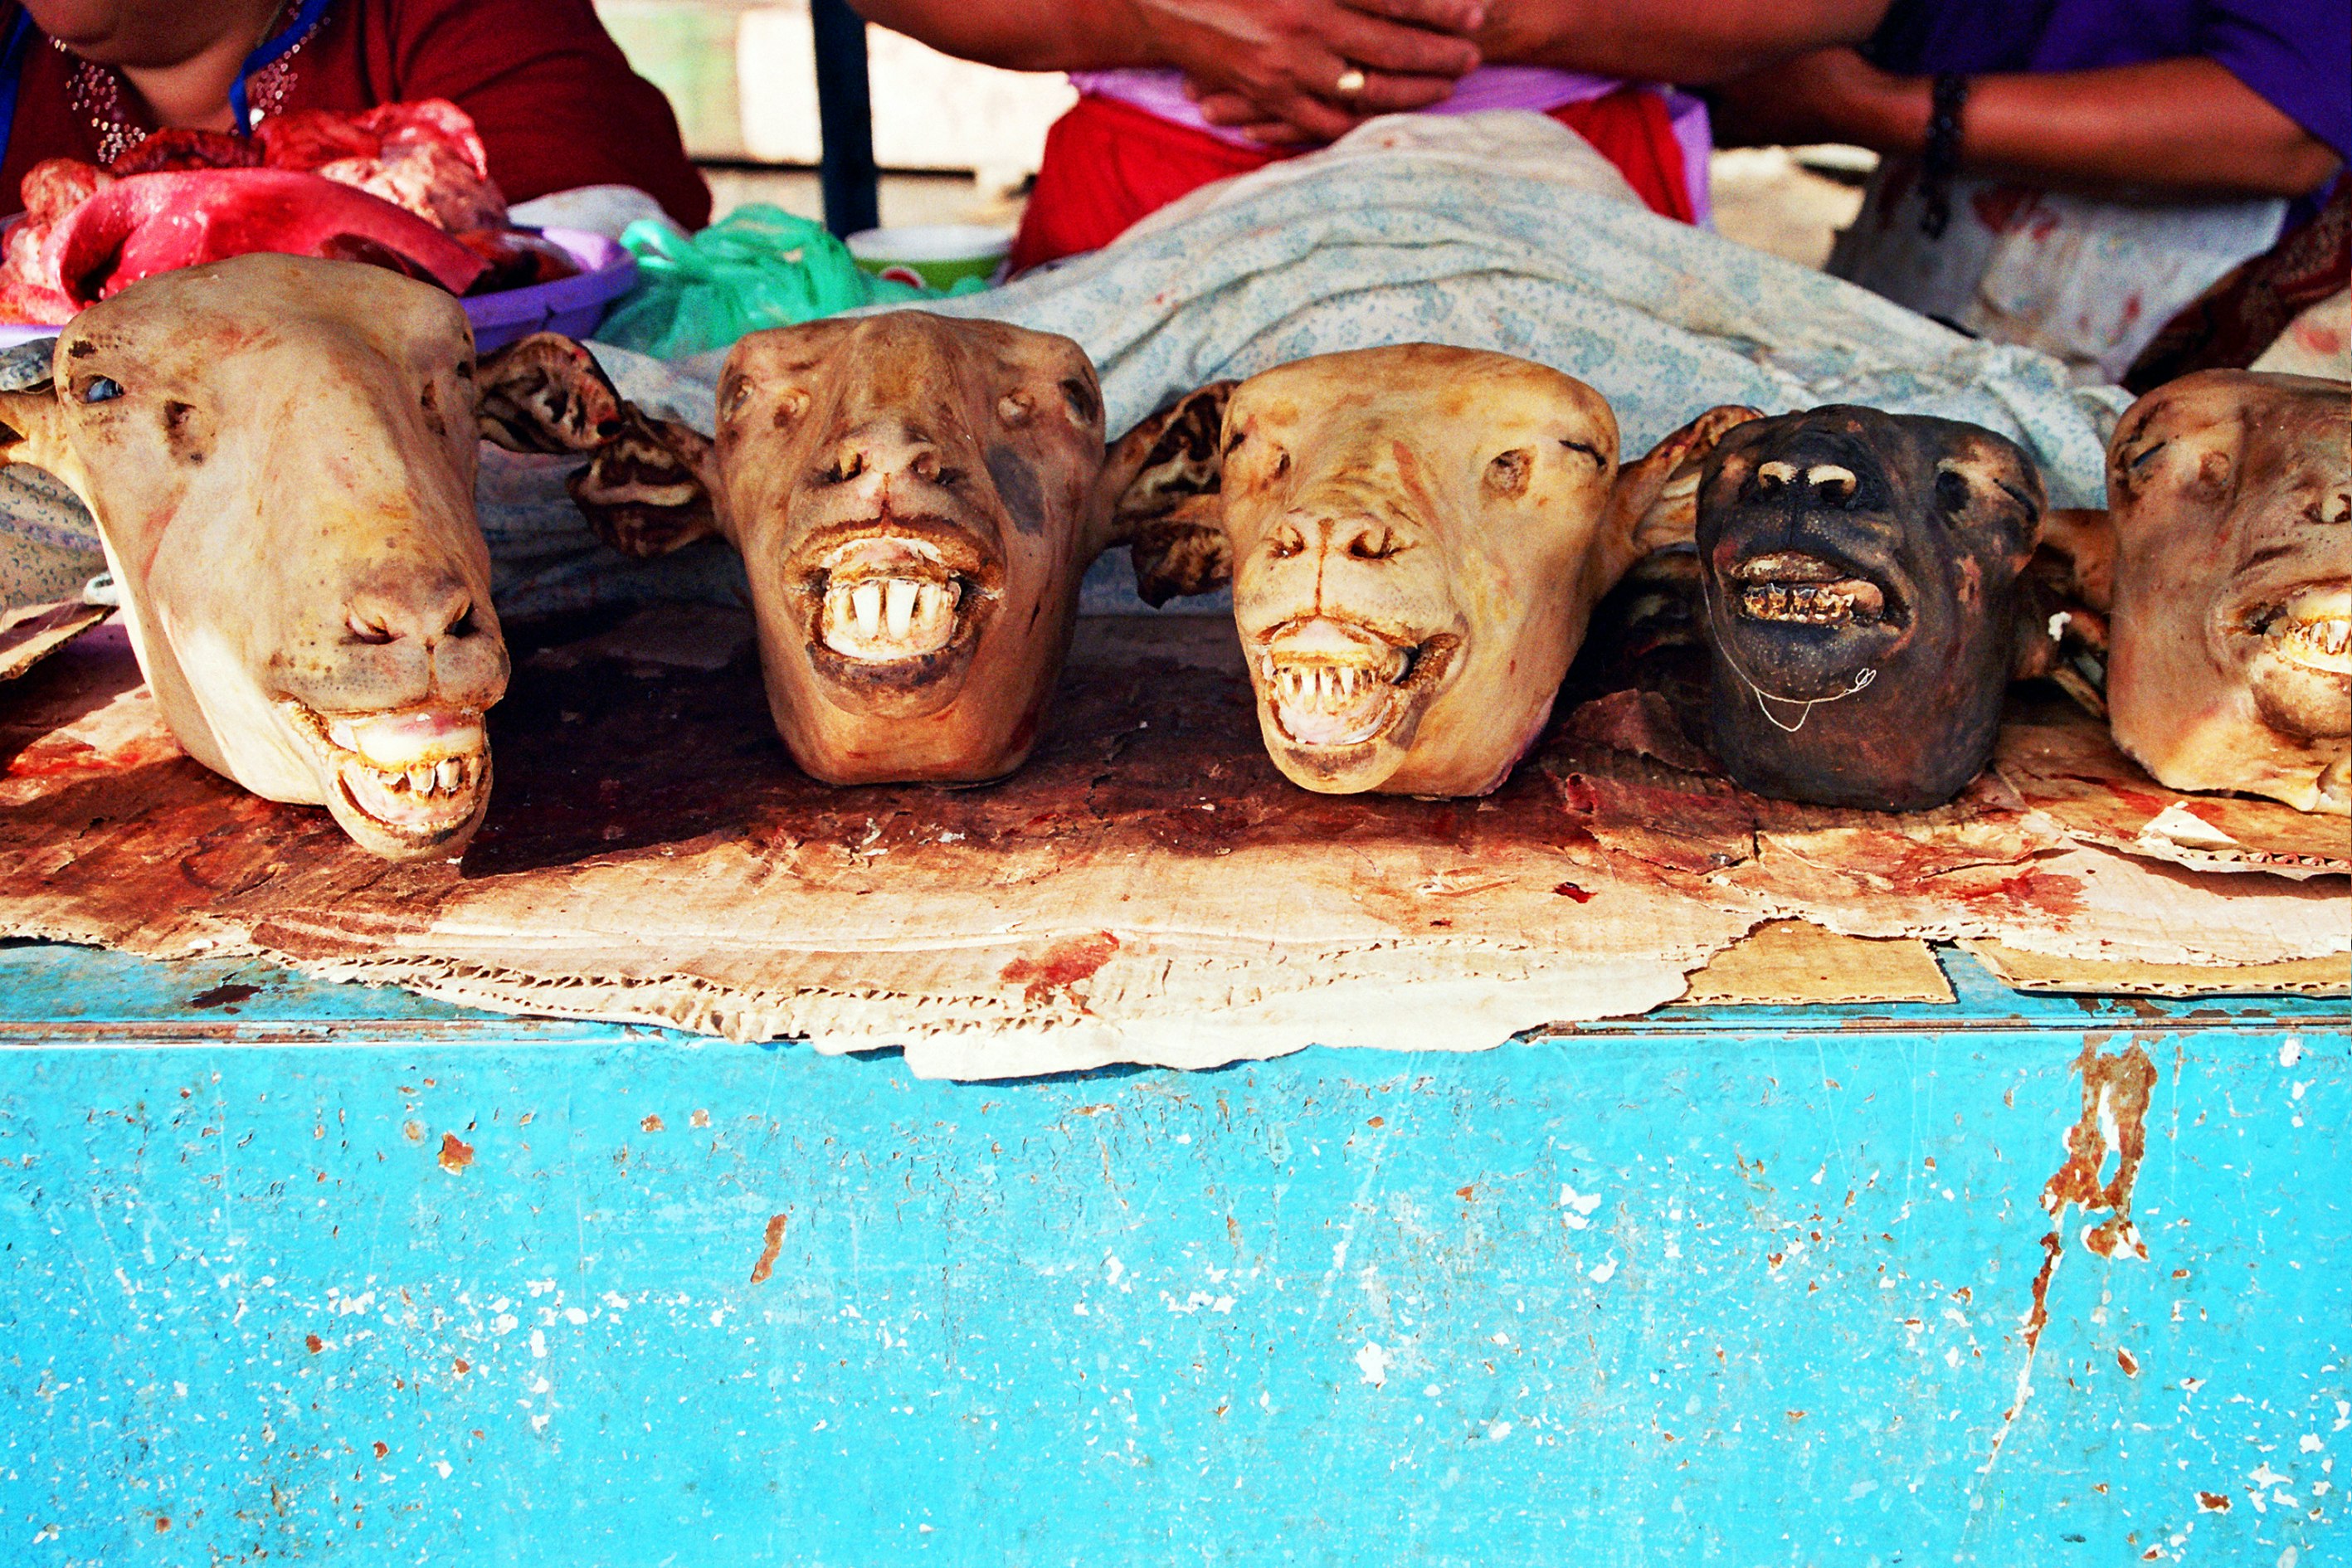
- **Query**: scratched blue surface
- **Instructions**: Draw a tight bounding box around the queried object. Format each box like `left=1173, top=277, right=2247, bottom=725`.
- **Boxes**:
left=0, top=941, right=2345, bottom=1566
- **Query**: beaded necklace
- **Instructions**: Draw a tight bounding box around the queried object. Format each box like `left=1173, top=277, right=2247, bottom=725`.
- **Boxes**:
left=51, top=0, right=334, bottom=166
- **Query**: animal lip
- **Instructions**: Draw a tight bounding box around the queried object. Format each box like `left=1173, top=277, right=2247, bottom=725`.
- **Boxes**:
left=796, top=518, right=1000, bottom=670
left=1254, top=619, right=1458, bottom=749
left=2247, top=585, right=2352, bottom=674
left=282, top=701, right=489, bottom=841
left=1729, top=551, right=1889, bottom=628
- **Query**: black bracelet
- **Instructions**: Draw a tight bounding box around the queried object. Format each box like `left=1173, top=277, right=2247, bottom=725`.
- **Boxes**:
left=1919, top=71, right=1970, bottom=239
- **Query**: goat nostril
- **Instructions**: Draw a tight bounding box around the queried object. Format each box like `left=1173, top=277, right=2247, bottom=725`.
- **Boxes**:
left=346, top=611, right=394, bottom=645
left=821, top=450, right=866, bottom=485
left=1806, top=464, right=1858, bottom=504
left=447, top=603, right=476, bottom=638
left=933, top=465, right=963, bottom=489
left=1756, top=460, right=1797, bottom=494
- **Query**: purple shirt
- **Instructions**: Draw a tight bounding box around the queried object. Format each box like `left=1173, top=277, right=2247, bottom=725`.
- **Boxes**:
left=1866, top=0, right=2351, bottom=168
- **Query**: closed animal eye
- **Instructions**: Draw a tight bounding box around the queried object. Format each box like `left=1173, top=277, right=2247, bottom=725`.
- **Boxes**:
left=80, top=377, right=124, bottom=405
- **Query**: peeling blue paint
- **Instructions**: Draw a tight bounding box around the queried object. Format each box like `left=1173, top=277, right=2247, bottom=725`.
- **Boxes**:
left=0, top=942, right=2344, bottom=1565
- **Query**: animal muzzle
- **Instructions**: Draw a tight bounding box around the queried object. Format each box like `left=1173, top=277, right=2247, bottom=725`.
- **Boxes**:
left=274, top=567, right=507, bottom=857
left=1251, top=616, right=1458, bottom=751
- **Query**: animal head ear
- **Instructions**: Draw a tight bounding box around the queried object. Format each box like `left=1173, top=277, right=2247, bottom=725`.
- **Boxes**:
left=0, top=338, right=63, bottom=473
left=2033, top=507, right=2120, bottom=613
left=1606, top=405, right=1762, bottom=568
left=567, top=408, right=723, bottom=559
left=1934, top=430, right=2046, bottom=558
left=1095, top=381, right=1237, bottom=601
left=475, top=333, right=625, bottom=453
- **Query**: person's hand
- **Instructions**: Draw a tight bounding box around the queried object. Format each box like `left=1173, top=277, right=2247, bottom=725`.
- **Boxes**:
left=1129, top=0, right=1486, bottom=146
left=1708, top=46, right=1915, bottom=151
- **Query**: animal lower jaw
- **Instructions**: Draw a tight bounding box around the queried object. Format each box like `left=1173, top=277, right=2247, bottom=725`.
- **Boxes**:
left=284, top=702, right=490, bottom=845
left=1254, top=630, right=1459, bottom=757
left=1260, top=650, right=1407, bottom=747
left=1729, top=551, right=1889, bottom=628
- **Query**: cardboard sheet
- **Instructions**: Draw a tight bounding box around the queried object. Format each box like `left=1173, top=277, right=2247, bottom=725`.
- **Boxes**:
left=0, top=608, right=2340, bottom=1079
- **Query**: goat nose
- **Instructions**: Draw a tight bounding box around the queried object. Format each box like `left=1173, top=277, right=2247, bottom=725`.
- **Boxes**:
left=346, top=579, right=477, bottom=645
left=815, top=422, right=944, bottom=488
left=1801, top=463, right=1859, bottom=507
left=1327, top=514, right=1407, bottom=563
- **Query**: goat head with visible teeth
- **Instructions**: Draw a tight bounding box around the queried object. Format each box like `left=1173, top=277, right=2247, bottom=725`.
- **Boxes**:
left=0, top=254, right=543, bottom=860
left=508, top=312, right=1113, bottom=784
left=1690, top=407, right=2046, bottom=811
left=2041, top=370, right=2350, bottom=815
left=1110, top=344, right=1755, bottom=796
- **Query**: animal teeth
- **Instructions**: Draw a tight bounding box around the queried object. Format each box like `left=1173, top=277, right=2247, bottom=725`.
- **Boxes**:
left=2278, top=615, right=2352, bottom=672
left=436, top=757, right=464, bottom=794
left=820, top=575, right=962, bottom=661
left=408, top=763, right=435, bottom=794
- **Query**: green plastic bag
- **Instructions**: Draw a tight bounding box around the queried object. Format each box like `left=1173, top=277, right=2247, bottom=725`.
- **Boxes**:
left=596, top=205, right=988, bottom=360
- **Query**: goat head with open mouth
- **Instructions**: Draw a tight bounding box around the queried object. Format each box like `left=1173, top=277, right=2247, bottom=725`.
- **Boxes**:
left=518, top=311, right=1114, bottom=786
left=1111, top=344, right=1752, bottom=796
left=1687, top=407, right=2047, bottom=812
left=2043, top=371, right=2349, bottom=815
left=0, top=254, right=564, bottom=859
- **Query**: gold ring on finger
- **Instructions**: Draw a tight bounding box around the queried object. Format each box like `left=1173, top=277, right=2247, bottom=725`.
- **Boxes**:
left=1334, top=66, right=1368, bottom=97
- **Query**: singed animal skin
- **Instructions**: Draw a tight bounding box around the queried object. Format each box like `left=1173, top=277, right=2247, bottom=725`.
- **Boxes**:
left=0, top=255, right=511, bottom=859
left=1693, top=408, right=2046, bottom=812
left=2051, top=371, right=2350, bottom=815
left=525, top=312, right=1115, bottom=786
left=1116, top=344, right=1754, bottom=796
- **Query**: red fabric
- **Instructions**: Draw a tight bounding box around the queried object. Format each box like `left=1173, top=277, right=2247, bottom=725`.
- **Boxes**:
left=1011, top=86, right=1696, bottom=274
left=1, top=0, right=710, bottom=230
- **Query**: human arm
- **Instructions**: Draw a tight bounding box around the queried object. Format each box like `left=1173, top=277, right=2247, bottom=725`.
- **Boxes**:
left=1710, top=51, right=2342, bottom=200
left=1187, top=0, right=1883, bottom=140
left=851, top=0, right=1486, bottom=144
left=1465, top=0, right=1888, bottom=84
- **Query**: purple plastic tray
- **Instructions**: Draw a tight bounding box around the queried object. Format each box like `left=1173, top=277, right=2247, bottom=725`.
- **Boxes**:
left=0, top=223, right=636, bottom=350
left=462, top=228, right=636, bottom=350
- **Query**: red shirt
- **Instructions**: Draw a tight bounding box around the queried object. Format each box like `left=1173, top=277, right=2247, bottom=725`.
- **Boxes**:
left=0, top=0, right=710, bottom=228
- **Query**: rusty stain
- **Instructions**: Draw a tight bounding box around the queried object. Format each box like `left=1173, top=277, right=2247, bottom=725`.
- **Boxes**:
left=2196, top=1492, right=2231, bottom=1512
left=1987, top=1040, right=2160, bottom=1476
left=1551, top=880, right=1595, bottom=902
left=1366, top=1116, right=1384, bottom=1128
left=640, top=1113, right=665, bottom=1132
left=438, top=1132, right=474, bottom=1173
left=452, top=1358, right=470, bottom=1376
left=188, top=982, right=258, bottom=1010
left=690, top=1108, right=710, bottom=1128
left=2116, top=1347, right=2140, bottom=1376
left=1455, top=1185, right=1476, bottom=1200
left=402, top=1121, right=424, bottom=1142
left=999, top=932, right=1121, bottom=1010
left=2043, top=1041, right=2158, bottom=1262
left=748, top=1212, right=789, bottom=1284
left=304, top=1334, right=323, bottom=1354
left=156, top=1517, right=169, bottom=1532
left=372, top=1441, right=388, bottom=1460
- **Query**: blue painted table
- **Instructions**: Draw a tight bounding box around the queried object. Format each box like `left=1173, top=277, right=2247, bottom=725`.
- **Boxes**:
left=0, top=939, right=2344, bottom=1566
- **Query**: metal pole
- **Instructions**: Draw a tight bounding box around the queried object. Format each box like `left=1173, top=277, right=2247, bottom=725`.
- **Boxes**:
left=811, top=0, right=880, bottom=238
